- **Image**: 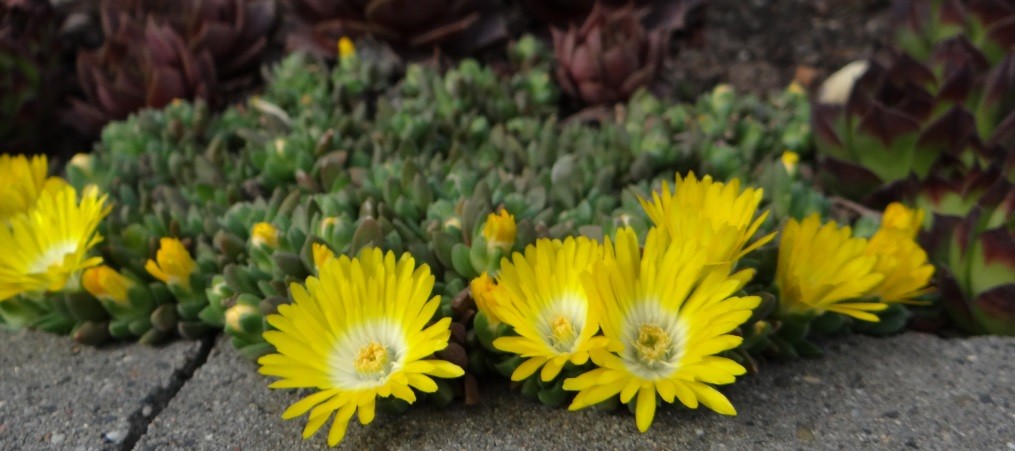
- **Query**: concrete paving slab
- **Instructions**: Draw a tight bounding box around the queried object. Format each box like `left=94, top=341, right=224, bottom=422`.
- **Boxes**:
left=0, top=328, right=207, bottom=451
left=138, top=333, right=1014, bottom=450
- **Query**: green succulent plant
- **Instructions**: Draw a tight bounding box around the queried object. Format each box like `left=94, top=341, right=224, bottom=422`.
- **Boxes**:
left=29, top=36, right=853, bottom=411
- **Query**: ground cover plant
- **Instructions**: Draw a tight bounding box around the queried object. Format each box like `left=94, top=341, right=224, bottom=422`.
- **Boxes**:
left=0, top=0, right=1012, bottom=447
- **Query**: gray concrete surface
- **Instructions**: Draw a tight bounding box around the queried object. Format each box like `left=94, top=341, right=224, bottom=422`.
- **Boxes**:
left=0, top=328, right=207, bottom=450
left=134, top=333, right=1013, bottom=450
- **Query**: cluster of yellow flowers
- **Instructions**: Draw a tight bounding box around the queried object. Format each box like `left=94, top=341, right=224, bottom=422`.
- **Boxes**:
left=776, top=204, right=934, bottom=321
left=0, top=154, right=200, bottom=312
left=0, top=155, right=111, bottom=303
left=0, top=152, right=934, bottom=447
left=469, top=173, right=935, bottom=433
left=257, top=172, right=935, bottom=446
left=474, top=173, right=772, bottom=432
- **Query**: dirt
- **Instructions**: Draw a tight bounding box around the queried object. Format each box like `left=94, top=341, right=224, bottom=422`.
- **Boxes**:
left=663, top=0, right=893, bottom=99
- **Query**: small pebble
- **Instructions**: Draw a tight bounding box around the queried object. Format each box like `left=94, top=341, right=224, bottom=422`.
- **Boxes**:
left=50, top=433, right=65, bottom=444
left=103, top=429, right=127, bottom=444
left=796, top=427, right=815, bottom=442
left=142, top=405, right=153, bottom=417
left=802, top=375, right=822, bottom=384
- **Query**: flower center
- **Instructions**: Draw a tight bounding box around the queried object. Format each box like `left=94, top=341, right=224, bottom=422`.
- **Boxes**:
left=354, top=341, right=390, bottom=375
left=29, top=241, right=78, bottom=273
left=549, top=315, right=576, bottom=351
left=635, top=324, right=671, bottom=364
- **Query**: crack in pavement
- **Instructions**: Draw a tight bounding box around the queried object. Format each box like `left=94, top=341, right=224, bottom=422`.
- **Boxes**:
left=120, top=334, right=217, bottom=451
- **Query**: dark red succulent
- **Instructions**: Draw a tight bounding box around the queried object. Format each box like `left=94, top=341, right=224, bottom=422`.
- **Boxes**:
left=0, top=0, right=66, bottom=151
left=521, top=0, right=704, bottom=30
left=70, top=15, right=216, bottom=134
left=551, top=3, right=665, bottom=105
left=895, top=0, right=1015, bottom=64
left=284, top=0, right=507, bottom=57
left=812, top=35, right=1015, bottom=205
left=936, top=171, right=1015, bottom=336
left=68, top=0, right=278, bottom=134
left=180, top=0, right=278, bottom=79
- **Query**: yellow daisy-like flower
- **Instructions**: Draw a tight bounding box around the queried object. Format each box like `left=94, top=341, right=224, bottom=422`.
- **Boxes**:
left=251, top=222, right=280, bottom=249
left=864, top=204, right=934, bottom=303
left=565, top=227, right=760, bottom=432
left=82, top=265, right=134, bottom=305
left=0, top=153, right=66, bottom=223
left=487, top=236, right=608, bottom=382
left=145, top=238, right=197, bottom=290
left=878, top=202, right=924, bottom=239
left=0, top=184, right=110, bottom=301
left=312, top=243, right=336, bottom=270
left=639, top=172, right=774, bottom=265
left=258, top=248, right=464, bottom=447
left=776, top=214, right=886, bottom=321
left=482, top=208, right=517, bottom=253
left=470, top=272, right=504, bottom=325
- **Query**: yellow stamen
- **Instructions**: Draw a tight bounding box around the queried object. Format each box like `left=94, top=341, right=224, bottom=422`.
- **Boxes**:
left=549, top=315, right=575, bottom=351
left=635, top=324, right=671, bottom=364
left=354, top=342, right=389, bottom=374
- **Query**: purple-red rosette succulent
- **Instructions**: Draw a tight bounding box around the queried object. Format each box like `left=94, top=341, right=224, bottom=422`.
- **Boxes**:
left=522, top=0, right=704, bottom=32
left=551, top=3, right=665, bottom=106
left=68, top=0, right=278, bottom=134
left=183, top=0, right=278, bottom=79
left=284, top=0, right=507, bottom=57
left=70, top=15, right=216, bottom=135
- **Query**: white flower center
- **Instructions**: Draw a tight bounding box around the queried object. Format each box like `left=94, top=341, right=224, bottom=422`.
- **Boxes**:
left=330, top=319, right=407, bottom=390
left=621, top=300, right=687, bottom=380
left=538, top=296, right=586, bottom=353
left=29, top=241, right=78, bottom=273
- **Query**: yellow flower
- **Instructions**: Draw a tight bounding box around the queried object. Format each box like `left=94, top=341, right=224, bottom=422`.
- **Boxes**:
left=251, top=222, right=280, bottom=249
left=482, top=208, right=516, bottom=253
left=318, top=216, right=340, bottom=236
left=776, top=214, right=886, bottom=321
left=879, top=202, right=924, bottom=239
left=337, top=37, right=356, bottom=60
left=82, top=265, right=134, bottom=305
left=640, top=172, right=774, bottom=266
left=0, top=184, right=109, bottom=301
left=0, top=153, right=66, bottom=223
left=565, top=227, right=760, bottom=432
left=145, top=238, right=197, bottom=290
left=864, top=204, right=934, bottom=303
left=258, top=248, right=464, bottom=447
left=68, top=153, right=93, bottom=177
left=780, top=151, right=800, bottom=174
left=486, top=237, right=608, bottom=382
left=312, top=243, right=336, bottom=270
left=225, top=304, right=258, bottom=333
left=470, top=272, right=504, bottom=325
